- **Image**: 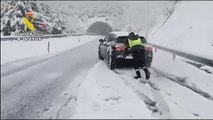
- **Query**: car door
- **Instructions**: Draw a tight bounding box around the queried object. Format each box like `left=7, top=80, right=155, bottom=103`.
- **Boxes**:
left=99, top=38, right=105, bottom=57
left=101, top=34, right=110, bottom=59
left=106, top=34, right=115, bottom=57
left=105, top=34, right=115, bottom=55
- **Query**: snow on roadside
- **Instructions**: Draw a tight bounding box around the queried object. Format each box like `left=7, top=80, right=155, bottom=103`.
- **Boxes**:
left=45, top=49, right=213, bottom=119
left=149, top=1, right=213, bottom=59
left=114, top=69, right=195, bottom=119
left=113, top=63, right=213, bottom=118
left=1, top=35, right=98, bottom=65
left=150, top=49, right=213, bottom=118
left=151, top=72, right=213, bottom=118
left=1, top=53, right=55, bottom=78
left=71, top=61, right=154, bottom=119
left=152, top=50, right=213, bottom=98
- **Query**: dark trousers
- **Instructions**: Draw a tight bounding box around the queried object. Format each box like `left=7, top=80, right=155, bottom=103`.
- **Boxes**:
left=132, top=48, right=150, bottom=79
left=132, top=49, right=145, bottom=69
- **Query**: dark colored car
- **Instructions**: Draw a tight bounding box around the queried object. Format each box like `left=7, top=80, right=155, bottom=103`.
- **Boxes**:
left=98, top=32, right=153, bottom=69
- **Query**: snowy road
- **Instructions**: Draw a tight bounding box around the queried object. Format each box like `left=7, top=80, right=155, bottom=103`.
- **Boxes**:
left=1, top=38, right=100, bottom=119
left=1, top=37, right=213, bottom=119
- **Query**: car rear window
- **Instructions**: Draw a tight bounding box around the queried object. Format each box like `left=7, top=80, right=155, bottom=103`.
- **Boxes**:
left=116, top=36, right=128, bottom=43
left=116, top=36, right=147, bottom=44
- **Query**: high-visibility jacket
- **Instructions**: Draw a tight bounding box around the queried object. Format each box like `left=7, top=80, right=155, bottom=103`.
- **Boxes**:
left=128, top=38, right=144, bottom=48
left=23, top=17, right=36, bottom=32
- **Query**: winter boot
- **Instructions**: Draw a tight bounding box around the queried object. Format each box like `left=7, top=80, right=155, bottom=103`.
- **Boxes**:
left=134, top=70, right=142, bottom=79
left=143, top=68, right=150, bottom=80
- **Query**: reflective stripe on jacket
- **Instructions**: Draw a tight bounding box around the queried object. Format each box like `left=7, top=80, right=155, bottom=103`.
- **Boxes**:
left=128, top=38, right=144, bottom=48
left=23, top=17, right=36, bottom=32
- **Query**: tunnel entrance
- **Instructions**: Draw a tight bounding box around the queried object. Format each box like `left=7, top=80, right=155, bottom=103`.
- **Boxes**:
left=87, top=21, right=112, bottom=35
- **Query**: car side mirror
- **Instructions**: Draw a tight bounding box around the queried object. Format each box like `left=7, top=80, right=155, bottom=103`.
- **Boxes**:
left=99, top=39, right=105, bottom=42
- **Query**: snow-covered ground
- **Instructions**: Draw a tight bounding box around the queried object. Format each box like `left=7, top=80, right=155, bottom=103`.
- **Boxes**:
left=1, top=37, right=100, bottom=119
left=2, top=1, right=213, bottom=119
left=152, top=50, right=213, bottom=98
left=73, top=52, right=213, bottom=119
left=151, top=50, right=213, bottom=118
left=1, top=35, right=98, bottom=65
left=2, top=36, right=213, bottom=119
left=38, top=48, right=213, bottom=119
left=71, top=62, right=153, bottom=119
left=149, top=1, right=213, bottom=59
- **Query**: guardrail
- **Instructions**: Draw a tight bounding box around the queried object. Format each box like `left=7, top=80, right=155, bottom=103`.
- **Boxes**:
left=149, top=43, right=213, bottom=67
left=0, top=33, right=99, bottom=41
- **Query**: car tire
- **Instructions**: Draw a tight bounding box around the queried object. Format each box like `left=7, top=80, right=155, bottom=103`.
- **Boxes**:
left=98, top=49, right=104, bottom=60
left=107, top=53, right=116, bottom=70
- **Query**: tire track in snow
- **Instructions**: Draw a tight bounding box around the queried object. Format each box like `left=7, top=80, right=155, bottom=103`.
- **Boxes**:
left=152, top=67, right=213, bottom=101
left=52, top=69, right=90, bottom=119
left=181, top=60, right=213, bottom=74
left=55, top=96, right=77, bottom=119
left=113, top=69, right=172, bottom=119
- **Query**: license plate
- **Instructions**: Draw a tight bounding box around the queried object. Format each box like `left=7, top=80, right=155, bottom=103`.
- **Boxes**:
left=125, top=55, right=133, bottom=59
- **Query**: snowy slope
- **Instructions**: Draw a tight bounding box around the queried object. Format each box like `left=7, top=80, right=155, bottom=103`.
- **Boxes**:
left=151, top=50, right=213, bottom=118
left=150, top=1, right=213, bottom=59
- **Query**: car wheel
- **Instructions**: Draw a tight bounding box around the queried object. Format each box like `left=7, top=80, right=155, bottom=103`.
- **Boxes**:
left=98, top=49, right=104, bottom=60
left=107, top=53, right=116, bottom=70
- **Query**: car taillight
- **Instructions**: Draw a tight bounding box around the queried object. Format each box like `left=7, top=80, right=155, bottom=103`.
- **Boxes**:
left=146, top=46, right=153, bottom=53
left=115, top=44, right=126, bottom=51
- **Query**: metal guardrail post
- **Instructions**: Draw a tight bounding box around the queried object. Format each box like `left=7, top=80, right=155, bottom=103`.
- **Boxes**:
left=47, top=41, right=50, bottom=53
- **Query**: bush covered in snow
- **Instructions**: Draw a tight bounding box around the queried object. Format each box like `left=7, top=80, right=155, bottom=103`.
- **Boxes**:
left=1, top=0, right=79, bottom=36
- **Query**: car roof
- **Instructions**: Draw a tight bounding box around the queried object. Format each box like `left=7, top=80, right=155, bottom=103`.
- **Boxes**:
left=109, top=31, right=145, bottom=38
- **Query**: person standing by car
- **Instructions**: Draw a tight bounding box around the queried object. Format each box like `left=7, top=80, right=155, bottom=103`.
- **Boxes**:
left=127, top=32, right=150, bottom=79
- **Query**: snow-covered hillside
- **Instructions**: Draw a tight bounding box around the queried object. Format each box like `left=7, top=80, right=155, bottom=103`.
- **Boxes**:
left=111, top=1, right=176, bottom=32
left=1, top=0, right=123, bottom=36
left=150, top=1, right=213, bottom=59
left=1, top=1, right=176, bottom=36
